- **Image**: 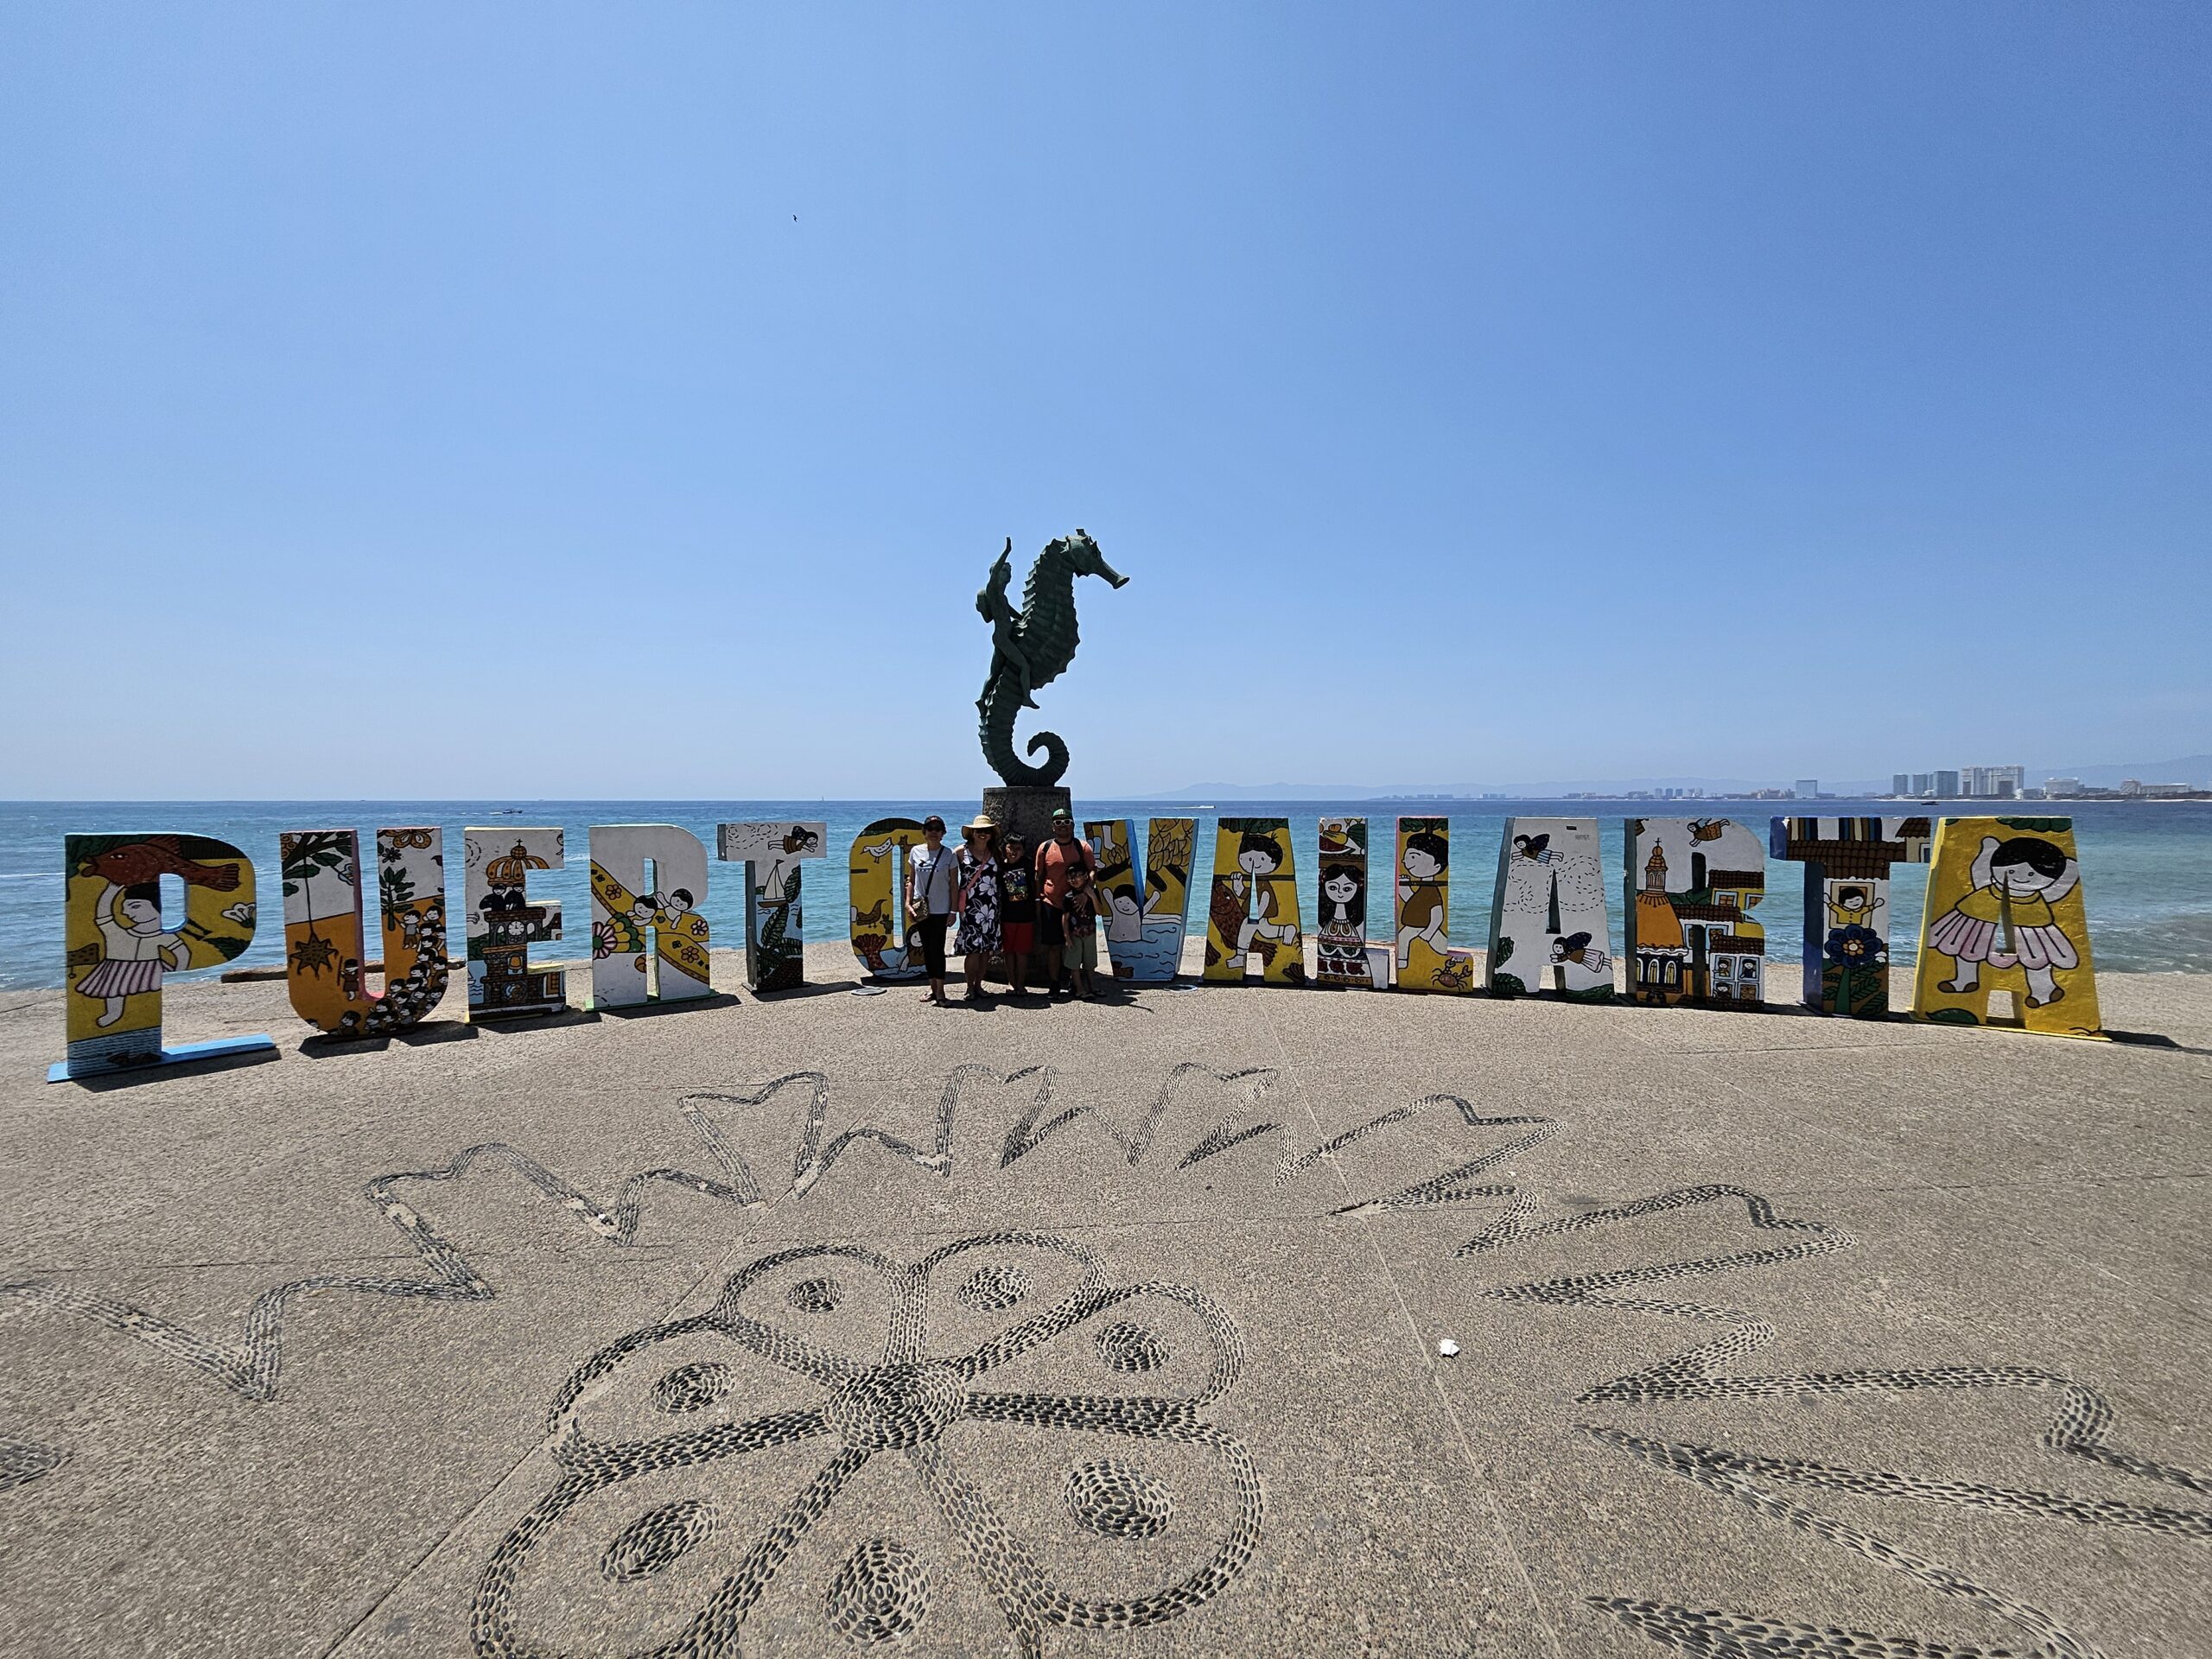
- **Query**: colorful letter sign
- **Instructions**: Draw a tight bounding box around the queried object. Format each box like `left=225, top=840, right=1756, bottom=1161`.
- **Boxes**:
left=1084, top=817, right=1196, bottom=982
left=1624, top=817, right=1766, bottom=1007
left=848, top=817, right=928, bottom=981
left=588, top=825, right=712, bottom=1008
left=1769, top=817, right=1931, bottom=1017
left=1912, top=817, right=2103, bottom=1038
left=1203, top=817, right=1305, bottom=984
left=719, top=821, right=828, bottom=992
left=281, top=827, right=448, bottom=1038
left=465, top=829, right=567, bottom=1019
left=56, top=834, right=272, bottom=1080
left=1486, top=817, right=1611, bottom=1000
left=1395, top=817, right=1477, bottom=993
left=1314, top=817, right=1377, bottom=987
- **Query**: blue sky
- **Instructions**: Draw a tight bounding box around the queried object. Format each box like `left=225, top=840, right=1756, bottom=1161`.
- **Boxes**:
left=3, top=3, right=2205, bottom=798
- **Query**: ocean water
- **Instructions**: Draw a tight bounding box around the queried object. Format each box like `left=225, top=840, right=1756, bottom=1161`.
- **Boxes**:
left=3, top=798, right=2209, bottom=992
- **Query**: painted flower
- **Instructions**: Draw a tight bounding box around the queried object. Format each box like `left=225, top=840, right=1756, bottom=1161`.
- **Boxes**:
left=473, top=1232, right=1262, bottom=1657
left=1824, top=924, right=1886, bottom=967
left=591, top=920, right=619, bottom=961
left=219, top=899, right=256, bottom=927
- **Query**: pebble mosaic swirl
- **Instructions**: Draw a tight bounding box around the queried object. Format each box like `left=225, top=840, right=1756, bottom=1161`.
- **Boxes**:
left=824, top=1537, right=931, bottom=1643
left=1471, top=1183, right=2212, bottom=1657
left=470, top=1230, right=1262, bottom=1657
left=0, top=1063, right=1306, bottom=1485
left=1065, top=1458, right=1176, bottom=1540
left=4, top=1058, right=2206, bottom=1659
left=0, top=1439, right=67, bottom=1492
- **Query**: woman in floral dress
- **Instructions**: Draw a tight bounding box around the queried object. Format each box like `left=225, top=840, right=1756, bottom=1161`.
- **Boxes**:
left=954, top=817, right=1002, bottom=1003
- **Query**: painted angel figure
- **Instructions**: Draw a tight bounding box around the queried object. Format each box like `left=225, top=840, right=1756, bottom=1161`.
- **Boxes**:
left=975, top=538, right=1039, bottom=710
left=1926, top=834, right=2082, bottom=1008
left=1548, top=930, right=1611, bottom=977
left=75, top=881, right=188, bottom=1027
left=755, top=824, right=823, bottom=903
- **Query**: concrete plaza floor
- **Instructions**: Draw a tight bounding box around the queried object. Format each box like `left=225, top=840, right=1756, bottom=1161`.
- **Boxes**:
left=1, top=944, right=2207, bottom=1657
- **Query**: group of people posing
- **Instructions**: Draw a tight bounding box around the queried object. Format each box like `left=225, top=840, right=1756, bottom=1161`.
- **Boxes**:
left=905, top=807, right=1106, bottom=1005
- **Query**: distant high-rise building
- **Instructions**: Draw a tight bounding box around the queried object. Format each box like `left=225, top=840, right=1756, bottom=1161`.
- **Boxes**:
left=1891, top=773, right=1910, bottom=795
left=1933, top=769, right=1961, bottom=797
left=1910, top=772, right=1935, bottom=795
left=1959, top=764, right=2027, bottom=798
left=1794, top=779, right=1818, bottom=799
left=2045, top=777, right=2083, bottom=796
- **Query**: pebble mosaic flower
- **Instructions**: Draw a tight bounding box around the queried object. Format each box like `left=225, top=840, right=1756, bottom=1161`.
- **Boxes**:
left=473, top=1230, right=1262, bottom=1657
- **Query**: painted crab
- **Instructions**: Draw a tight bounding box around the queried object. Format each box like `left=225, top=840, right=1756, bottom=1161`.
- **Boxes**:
left=473, top=1231, right=1262, bottom=1657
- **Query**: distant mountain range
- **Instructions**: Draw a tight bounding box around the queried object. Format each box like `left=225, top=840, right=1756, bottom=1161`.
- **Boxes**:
left=1149, top=754, right=2211, bottom=800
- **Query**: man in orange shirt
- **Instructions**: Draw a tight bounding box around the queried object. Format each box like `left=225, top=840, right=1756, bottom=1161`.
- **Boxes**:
left=1032, top=807, right=1094, bottom=997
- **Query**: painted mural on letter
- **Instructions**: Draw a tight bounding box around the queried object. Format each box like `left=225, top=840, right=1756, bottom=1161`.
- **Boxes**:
left=1913, top=816, right=2102, bottom=1038
left=281, top=827, right=448, bottom=1037
left=1624, top=817, right=1766, bottom=1008
left=718, top=821, right=827, bottom=992
left=1769, top=817, right=1931, bottom=1017
left=465, top=829, right=567, bottom=1020
left=61, top=834, right=262, bottom=1073
left=1315, top=817, right=1377, bottom=988
left=848, top=817, right=928, bottom=982
left=587, top=825, right=712, bottom=1008
left=1395, top=817, right=1475, bottom=993
left=1202, top=818, right=1305, bottom=984
left=1486, top=817, right=1611, bottom=1000
left=1084, top=817, right=1196, bottom=982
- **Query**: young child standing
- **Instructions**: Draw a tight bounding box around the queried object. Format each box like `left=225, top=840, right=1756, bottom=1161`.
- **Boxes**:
left=1062, top=864, right=1103, bottom=999
left=998, top=830, right=1036, bottom=995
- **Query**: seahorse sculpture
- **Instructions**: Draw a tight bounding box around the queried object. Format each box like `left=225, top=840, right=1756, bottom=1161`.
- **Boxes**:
left=976, top=529, right=1128, bottom=786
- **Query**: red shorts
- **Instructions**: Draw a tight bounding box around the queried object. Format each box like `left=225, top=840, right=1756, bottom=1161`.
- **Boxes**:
left=1001, top=921, right=1034, bottom=957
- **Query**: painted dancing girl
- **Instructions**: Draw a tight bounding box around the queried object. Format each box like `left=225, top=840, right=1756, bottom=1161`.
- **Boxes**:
left=1927, top=834, right=2081, bottom=1008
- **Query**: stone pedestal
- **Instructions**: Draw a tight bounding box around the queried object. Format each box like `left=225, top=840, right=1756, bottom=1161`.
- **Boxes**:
left=981, top=785, right=1072, bottom=853
left=981, top=785, right=1074, bottom=984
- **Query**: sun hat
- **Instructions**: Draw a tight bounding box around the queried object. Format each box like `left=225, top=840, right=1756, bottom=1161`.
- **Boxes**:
left=961, top=816, right=997, bottom=837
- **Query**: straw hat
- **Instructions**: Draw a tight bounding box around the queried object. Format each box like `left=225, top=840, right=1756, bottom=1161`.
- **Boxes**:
left=960, top=816, right=999, bottom=839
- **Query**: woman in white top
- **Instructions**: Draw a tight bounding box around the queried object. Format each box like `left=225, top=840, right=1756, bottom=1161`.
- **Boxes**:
left=906, top=815, right=957, bottom=1006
